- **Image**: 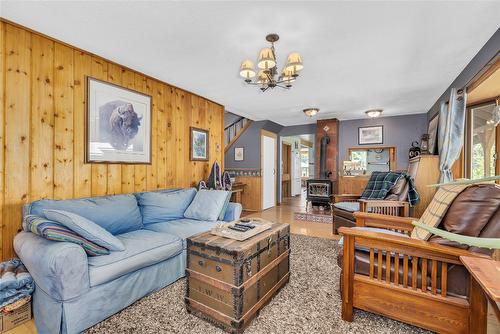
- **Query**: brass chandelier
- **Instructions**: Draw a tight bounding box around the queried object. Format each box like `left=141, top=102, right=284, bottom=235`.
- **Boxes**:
left=239, top=34, right=303, bottom=92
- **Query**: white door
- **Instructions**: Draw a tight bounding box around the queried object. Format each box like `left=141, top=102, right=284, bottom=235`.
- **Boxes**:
left=262, top=135, right=276, bottom=210
left=292, top=150, right=301, bottom=196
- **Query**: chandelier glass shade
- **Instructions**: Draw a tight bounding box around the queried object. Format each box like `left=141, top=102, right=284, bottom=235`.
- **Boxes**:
left=239, top=34, right=302, bottom=91
left=303, top=108, right=319, bottom=117
left=365, top=109, right=383, bottom=118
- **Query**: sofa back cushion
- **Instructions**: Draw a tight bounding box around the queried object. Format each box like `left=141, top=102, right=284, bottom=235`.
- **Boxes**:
left=440, top=184, right=500, bottom=237
left=27, top=194, right=142, bottom=235
left=135, top=188, right=197, bottom=225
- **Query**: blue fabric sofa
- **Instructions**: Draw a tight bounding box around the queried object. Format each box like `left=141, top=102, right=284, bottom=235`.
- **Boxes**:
left=13, top=188, right=242, bottom=334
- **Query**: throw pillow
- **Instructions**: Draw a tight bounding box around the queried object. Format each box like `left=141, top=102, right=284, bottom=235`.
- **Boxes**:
left=410, top=183, right=470, bottom=241
left=218, top=191, right=232, bottom=221
left=23, top=215, right=110, bottom=256
left=135, top=188, right=197, bottom=224
left=44, top=210, right=125, bottom=251
left=184, top=190, right=231, bottom=222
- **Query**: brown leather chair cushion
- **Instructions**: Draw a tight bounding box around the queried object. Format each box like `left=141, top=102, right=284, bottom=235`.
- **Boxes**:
left=469, top=206, right=500, bottom=255
left=440, top=184, right=500, bottom=237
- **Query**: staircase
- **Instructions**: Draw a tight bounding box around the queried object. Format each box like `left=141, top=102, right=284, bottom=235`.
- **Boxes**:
left=224, top=116, right=252, bottom=153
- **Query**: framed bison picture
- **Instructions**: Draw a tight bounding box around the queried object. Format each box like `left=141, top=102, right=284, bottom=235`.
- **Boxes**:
left=86, top=77, right=152, bottom=164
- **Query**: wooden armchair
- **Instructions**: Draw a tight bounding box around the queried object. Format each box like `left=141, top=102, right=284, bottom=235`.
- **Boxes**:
left=332, top=158, right=419, bottom=234
left=334, top=195, right=410, bottom=216
left=333, top=190, right=411, bottom=235
left=339, top=221, right=489, bottom=333
left=337, top=183, right=500, bottom=333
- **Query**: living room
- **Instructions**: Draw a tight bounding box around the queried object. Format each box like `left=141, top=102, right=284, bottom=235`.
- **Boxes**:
left=0, top=1, right=499, bottom=334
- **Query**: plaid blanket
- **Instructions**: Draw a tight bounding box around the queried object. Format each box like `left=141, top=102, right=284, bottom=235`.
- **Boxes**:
left=361, top=171, right=420, bottom=206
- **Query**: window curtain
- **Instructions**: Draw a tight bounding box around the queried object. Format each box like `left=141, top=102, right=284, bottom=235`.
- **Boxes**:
left=438, top=88, right=467, bottom=183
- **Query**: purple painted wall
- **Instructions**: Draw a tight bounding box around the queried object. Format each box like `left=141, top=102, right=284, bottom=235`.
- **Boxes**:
left=339, top=114, right=428, bottom=170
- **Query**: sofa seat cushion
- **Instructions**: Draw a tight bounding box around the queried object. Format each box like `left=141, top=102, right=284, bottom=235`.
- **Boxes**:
left=144, top=219, right=218, bottom=249
left=88, top=229, right=182, bottom=286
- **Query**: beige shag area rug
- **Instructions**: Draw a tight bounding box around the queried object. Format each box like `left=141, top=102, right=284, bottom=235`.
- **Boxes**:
left=87, top=235, right=428, bottom=334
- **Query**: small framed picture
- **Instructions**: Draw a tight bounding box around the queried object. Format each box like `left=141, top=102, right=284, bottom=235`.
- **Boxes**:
left=86, top=77, right=152, bottom=164
left=427, top=114, right=439, bottom=155
left=190, top=127, right=209, bottom=161
left=358, top=125, right=383, bottom=145
left=235, top=147, right=244, bottom=161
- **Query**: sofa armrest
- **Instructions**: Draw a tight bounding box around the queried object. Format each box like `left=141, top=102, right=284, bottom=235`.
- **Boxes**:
left=14, top=232, right=90, bottom=301
left=223, top=202, right=242, bottom=222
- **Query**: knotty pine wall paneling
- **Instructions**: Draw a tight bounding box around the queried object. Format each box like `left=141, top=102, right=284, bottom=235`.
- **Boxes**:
left=0, top=20, right=225, bottom=260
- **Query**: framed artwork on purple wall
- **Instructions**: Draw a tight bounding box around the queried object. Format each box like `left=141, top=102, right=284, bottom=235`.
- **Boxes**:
left=358, top=125, right=383, bottom=145
left=234, top=147, right=244, bottom=161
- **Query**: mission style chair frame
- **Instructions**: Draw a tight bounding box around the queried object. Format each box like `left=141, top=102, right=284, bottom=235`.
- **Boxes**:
left=334, top=194, right=410, bottom=216
left=339, top=212, right=489, bottom=334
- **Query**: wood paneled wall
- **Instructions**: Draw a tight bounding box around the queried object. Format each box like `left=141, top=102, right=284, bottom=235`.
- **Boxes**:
left=0, top=21, right=225, bottom=260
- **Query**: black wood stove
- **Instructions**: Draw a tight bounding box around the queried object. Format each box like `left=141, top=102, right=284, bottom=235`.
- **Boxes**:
left=306, top=179, right=333, bottom=210
left=305, top=130, right=334, bottom=211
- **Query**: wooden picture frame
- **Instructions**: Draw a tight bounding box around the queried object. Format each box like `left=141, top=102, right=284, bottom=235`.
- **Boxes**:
left=85, top=76, right=152, bottom=164
left=358, top=125, right=383, bottom=145
left=190, top=127, right=209, bottom=161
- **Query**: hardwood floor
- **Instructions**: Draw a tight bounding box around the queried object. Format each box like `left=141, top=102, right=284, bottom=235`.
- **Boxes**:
left=243, top=193, right=339, bottom=241
left=7, top=193, right=499, bottom=333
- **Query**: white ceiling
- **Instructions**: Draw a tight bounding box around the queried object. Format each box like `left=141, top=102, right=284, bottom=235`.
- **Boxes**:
left=1, top=1, right=499, bottom=126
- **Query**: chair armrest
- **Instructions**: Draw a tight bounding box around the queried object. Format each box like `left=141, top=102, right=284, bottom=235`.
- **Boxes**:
left=354, top=212, right=416, bottom=233
left=14, top=232, right=90, bottom=301
left=334, top=194, right=361, bottom=203
left=338, top=226, right=491, bottom=261
left=223, top=202, right=242, bottom=222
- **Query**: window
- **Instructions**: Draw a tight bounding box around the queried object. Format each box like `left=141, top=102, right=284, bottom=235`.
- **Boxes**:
left=350, top=150, right=368, bottom=170
left=465, top=102, right=498, bottom=179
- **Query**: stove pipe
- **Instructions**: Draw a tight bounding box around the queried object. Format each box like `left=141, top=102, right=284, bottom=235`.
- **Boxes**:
left=319, top=134, right=331, bottom=179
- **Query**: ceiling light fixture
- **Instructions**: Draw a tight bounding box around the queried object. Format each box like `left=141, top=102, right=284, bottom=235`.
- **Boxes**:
left=239, top=34, right=303, bottom=92
left=303, top=108, right=320, bottom=117
left=365, top=109, right=383, bottom=118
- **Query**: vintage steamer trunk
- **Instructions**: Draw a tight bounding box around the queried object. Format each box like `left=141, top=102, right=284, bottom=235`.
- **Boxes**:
left=185, top=222, right=290, bottom=333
